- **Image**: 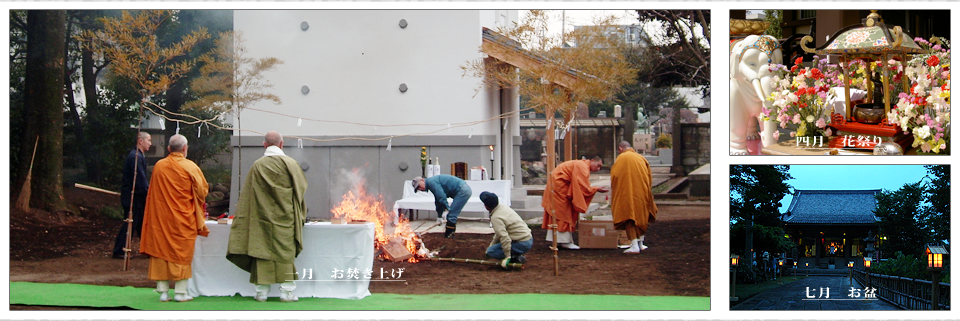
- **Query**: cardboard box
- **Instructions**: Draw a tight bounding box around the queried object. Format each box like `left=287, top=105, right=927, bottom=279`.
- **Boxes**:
left=578, top=220, right=620, bottom=249
left=331, top=217, right=350, bottom=224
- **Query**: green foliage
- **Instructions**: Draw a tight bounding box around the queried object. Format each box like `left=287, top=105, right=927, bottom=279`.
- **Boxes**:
left=201, top=163, right=232, bottom=187
left=730, top=222, right=795, bottom=256
left=762, top=10, right=783, bottom=39
left=78, top=91, right=140, bottom=190
left=874, top=251, right=950, bottom=282
left=730, top=165, right=793, bottom=267
left=9, top=11, right=28, bottom=187
left=875, top=182, right=931, bottom=259
left=99, top=205, right=125, bottom=221
left=923, top=165, right=949, bottom=243
left=730, top=165, right=793, bottom=226
left=175, top=108, right=231, bottom=167
left=655, top=133, right=672, bottom=149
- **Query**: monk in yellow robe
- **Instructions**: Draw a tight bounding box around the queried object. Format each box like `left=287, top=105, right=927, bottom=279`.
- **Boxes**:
left=541, top=156, right=608, bottom=249
left=611, top=141, right=658, bottom=254
left=139, top=134, right=209, bottom=302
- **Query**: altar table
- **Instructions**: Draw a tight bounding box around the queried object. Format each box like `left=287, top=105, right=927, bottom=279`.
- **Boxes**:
left=187, top=221, right=375, bottom=299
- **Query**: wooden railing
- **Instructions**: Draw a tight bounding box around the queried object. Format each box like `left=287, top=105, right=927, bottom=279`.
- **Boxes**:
left=854, top=269, right=950, bottom=310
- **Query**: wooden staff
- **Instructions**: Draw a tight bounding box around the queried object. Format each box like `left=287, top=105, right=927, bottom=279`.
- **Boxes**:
left=74, top=183, right=120, bottom=196
left=124, top=110, right=144, bottom=271
left=551, top=210, right=559, bottom=277
left=426, top=257, right=523, bottom=270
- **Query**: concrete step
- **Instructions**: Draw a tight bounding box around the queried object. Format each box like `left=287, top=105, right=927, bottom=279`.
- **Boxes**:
left=511, top=195, right=542, bottom=209
left=515, top=207, right=545, bottom=220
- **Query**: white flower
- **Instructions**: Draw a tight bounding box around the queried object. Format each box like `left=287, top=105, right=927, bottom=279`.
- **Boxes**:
left=915, top=125, right=931, bottom=139
left=806, top=115, right=815, bottom=123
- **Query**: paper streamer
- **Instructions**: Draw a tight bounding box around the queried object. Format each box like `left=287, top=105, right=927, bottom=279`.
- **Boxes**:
left=386, top=137, right=393, bottom=151
left=503, top=120, right=509, bottom=130
left=298, top=118, right=302, bottom=126
left=176, top=122, right=180, bottom=135
left=298, top=138, right=303, bottom=149
left=447, top=123, right=451, bottom=134
left=159, top=119, right=165, bottom=130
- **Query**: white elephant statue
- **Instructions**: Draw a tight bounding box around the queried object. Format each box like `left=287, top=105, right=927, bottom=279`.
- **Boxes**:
left=730, top=35, right=783, bottom=155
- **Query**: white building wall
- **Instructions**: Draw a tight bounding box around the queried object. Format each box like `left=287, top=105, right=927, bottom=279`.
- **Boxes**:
left=234, top=10, right=511, bottom=137
left=231, top=10, right=522, bottom=219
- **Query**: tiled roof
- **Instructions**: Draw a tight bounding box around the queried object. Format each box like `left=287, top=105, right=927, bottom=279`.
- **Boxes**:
left=783, top=190, right=881, bottom=225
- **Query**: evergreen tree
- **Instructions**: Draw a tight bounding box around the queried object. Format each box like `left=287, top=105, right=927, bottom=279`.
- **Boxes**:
left=730, top=165, right=794, bottom=267
left=924, top=165, right=949, bottom=244
left=874, top=182, right=930, bottom=259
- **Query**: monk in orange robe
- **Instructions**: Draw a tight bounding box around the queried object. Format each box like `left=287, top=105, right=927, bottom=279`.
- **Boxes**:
left=139, top=134, right=209, bottom=302
left=541, top=156, right=608, bottom=249
left=611, top=141, right=658, bottom=254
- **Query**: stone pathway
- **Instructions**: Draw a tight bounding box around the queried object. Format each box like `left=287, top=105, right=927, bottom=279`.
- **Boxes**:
left=731, top=275, right=900, bottom=310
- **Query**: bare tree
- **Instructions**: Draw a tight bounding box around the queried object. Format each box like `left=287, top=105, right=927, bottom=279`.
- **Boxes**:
left=635, top=10, right=711, bottom=97
left=183, top=30, right=283, bottom=189
left=463, top=10, right=637, bottom=277
left=464, top=10, right=637, bottom=173
left=184, top=30, right=283, bottom=114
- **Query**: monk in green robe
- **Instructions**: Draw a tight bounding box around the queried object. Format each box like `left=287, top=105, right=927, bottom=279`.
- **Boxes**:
left=227, top=131, right=308, bottom=302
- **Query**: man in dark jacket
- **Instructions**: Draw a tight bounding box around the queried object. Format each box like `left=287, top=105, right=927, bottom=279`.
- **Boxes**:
left=112, top=132, right=152, bottom=259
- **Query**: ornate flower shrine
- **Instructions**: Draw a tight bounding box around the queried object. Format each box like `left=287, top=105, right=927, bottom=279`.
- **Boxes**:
left=799, top=11, right=928, bottom=152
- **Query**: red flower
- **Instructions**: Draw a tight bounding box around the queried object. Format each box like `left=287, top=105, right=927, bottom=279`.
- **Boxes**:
left=927, top=55, right=940, bottom=67
left=794, top=57, right=803, bottom=66
left=809, top=68, right=824, bottom=80
left=791, top=65, right=799, bottom=72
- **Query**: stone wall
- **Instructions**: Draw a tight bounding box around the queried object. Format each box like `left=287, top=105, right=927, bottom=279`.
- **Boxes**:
left=680, top=123, right=711, bottom=175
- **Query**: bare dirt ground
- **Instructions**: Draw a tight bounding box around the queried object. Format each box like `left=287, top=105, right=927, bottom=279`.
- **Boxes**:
left=9, top=187, right=709, bottom=309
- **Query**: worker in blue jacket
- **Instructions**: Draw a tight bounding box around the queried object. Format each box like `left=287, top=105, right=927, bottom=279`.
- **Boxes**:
left=412, top=174, right=472, bottom=238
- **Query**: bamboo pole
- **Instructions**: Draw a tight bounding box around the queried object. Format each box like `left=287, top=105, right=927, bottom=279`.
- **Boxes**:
left=426, top=257, right=523, bottom=270
left=551, top=211, right=559, bottom=276
left=124, top=109, right=144, bottom=271
left=74, top=183, right=120, bottom=196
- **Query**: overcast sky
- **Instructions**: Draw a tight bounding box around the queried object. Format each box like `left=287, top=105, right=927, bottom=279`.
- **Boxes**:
left=521, top=10, right=638, bottom=37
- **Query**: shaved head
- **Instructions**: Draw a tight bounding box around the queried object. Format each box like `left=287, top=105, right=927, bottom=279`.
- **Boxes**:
left=265, top=131, right=283, bottom=147
left=618, top=141, right=632, bottom=150
left=168, top=134, right=188, bottom=153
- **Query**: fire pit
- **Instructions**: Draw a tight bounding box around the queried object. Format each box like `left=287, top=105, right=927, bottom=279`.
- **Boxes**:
left=330, top=184, right=432, bottom=262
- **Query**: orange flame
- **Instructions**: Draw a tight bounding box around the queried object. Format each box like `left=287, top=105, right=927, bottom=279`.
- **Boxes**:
left=331, top=184, right=423, bottom=262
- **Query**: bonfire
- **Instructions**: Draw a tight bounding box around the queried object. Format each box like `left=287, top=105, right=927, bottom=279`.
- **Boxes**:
left=330, top=184, right=435, bottom=262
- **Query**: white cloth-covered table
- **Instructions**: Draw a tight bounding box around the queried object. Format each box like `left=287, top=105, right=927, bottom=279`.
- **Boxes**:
left=187, top=221, right=375, bottom=299
left=392, top=180, right=512, bottom=219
